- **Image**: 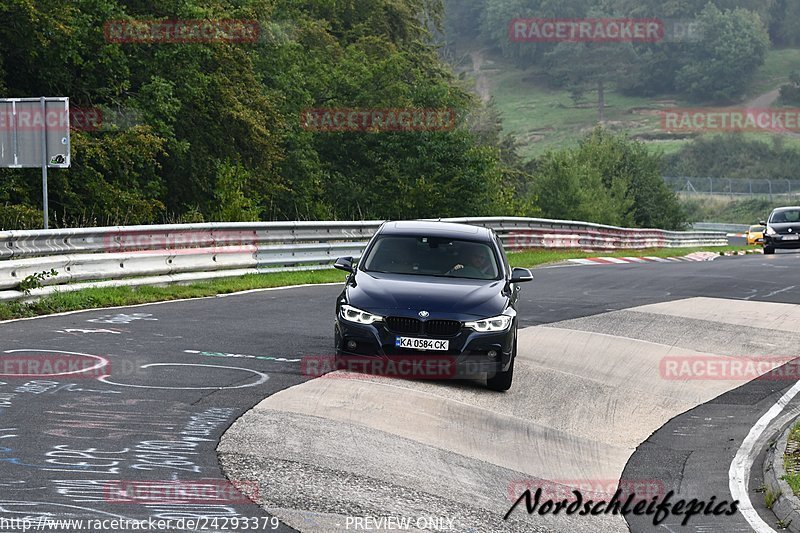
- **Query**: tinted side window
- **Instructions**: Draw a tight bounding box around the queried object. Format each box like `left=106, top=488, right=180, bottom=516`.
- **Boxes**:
left=495, top=234, right=511, bottom=276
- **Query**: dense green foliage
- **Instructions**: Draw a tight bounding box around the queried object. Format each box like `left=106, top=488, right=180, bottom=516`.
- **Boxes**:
left=0, top=0, right=695, bottom=231
left=663, top=135, right=800, bottom=180
left=532, top=128, right=686, bottom=229
left=0, top=0, right=516, bottom=226
left=446, top=0, right=776, bottom=106
left=673, top=4, right=769, bottom=102
left=780, top=71, right=800, bottom=105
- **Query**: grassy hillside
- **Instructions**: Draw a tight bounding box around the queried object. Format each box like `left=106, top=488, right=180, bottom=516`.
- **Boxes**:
left=470, top=48, right=800, bottom=160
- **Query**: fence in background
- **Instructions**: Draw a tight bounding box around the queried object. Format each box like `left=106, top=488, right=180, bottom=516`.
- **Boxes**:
left=0, top=217, right=727, bottom=302
left=664, top=177, right=800, bottom=199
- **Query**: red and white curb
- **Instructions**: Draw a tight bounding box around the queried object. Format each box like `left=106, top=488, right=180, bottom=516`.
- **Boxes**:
left=568, top=251, right=720, bottom=265
left=719, top=249, right=763, bottom=256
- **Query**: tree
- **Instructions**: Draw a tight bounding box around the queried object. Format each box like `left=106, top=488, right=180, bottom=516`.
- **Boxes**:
left=534, top=128, right=685, bottom=229
left=0, top=0, right=512, bottom=226
left=662, top=135, right=800, bottom=181
left=675, top=4, right=769, bottom=102
left=480, top=0, right=593, bottom=67
left=545, top=42, right=636, bottom=122
left=770, top=0, right=800, bottom=45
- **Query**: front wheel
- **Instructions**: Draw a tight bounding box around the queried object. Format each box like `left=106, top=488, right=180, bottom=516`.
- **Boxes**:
left=764, top=245, right=775, bottom=255
left=487, top=337, right=516, bottom=392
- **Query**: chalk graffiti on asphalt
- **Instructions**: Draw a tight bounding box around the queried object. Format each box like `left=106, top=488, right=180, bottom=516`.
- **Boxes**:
left=184, top=350, right=301, bottom=363
left=1, top=349, right=109, bottom=378
left=55, top=328, right=122, bottom=335
left=98, top=363, right=269, bottom=390
left=16, top=381, right=120, bottom=395
left=87, top=313, right=157, bottom=324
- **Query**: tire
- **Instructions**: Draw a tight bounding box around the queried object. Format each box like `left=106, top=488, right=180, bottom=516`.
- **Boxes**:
left=764, top=246, right=775, bottom=255
left=487, top=337, right=516, bottom=392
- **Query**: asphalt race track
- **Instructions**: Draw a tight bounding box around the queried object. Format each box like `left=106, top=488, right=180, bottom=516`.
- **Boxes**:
left=1, top=250, right=800, bottom=532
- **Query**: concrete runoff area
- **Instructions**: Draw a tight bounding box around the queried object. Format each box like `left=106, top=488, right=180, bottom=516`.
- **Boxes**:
left=219, top=297, right=800, bottom=532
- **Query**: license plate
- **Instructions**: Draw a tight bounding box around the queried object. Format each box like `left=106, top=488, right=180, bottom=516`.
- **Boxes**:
left=784, top=235, right=799, bottom=241
left=395, top=337, right=449, bottom=351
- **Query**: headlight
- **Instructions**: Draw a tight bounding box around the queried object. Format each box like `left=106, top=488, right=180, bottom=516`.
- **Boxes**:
left=340, top=304, right=383, bottom=325
left=465, top=315, right=512, bottom=332
left=766, top=226, right=777, bottom=236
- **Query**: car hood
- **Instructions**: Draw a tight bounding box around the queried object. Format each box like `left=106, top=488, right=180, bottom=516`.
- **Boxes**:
left=768, top=223, right=800, bottom=234
left=346, top=271, right=508, bottom=319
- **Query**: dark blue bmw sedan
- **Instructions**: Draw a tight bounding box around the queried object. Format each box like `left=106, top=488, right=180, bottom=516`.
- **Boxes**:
left=333, top=220, right=533, bottom=391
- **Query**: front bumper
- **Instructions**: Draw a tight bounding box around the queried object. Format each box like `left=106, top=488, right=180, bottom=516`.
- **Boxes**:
left=765, top=235, right=800, bottom=249
left=335, top=317, right=514, bottom=377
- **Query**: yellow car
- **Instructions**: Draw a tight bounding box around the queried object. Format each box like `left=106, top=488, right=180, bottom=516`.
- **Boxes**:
left=746, top=225, right=765, bottom=245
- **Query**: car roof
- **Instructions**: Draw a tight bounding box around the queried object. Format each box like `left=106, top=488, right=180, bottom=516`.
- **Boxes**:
left=772, top=206, right=800, bottom=212
left=378, top=220, right=494, bottom=241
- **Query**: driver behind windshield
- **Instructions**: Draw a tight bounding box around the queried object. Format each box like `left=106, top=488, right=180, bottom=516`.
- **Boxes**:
left=446, top=245, right=496, bottom=278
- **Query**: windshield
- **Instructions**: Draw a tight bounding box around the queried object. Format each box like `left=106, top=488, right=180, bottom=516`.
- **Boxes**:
left=749, top=226, right=763, bottom=232
left=362, top=236, right=500, bottom=280
left=770, top=210, right=800, bottom=223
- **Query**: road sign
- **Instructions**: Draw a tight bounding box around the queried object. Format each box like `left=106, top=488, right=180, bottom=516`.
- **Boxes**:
left=0, top=97, right=71, bottom=229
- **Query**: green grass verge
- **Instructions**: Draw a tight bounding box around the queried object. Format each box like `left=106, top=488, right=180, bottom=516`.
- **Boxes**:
left=782, top=420, right=800, bottom=496
left=0, top=269, right=346, bottom=321
left=0, top=245, right=750, bottom=321
left=507, top=245, right=749, bottom=268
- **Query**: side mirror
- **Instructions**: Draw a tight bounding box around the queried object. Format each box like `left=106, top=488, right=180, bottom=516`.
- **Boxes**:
left=334, top=257, right=354, bottom=273
left=510, top=267, right=533, bottom=283
left=759, top=220, right=767, bottom=226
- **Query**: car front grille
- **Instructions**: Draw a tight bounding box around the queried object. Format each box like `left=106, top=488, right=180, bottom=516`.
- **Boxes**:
left=424, top=320, right=462, bottom=336
left=385, top=317, right=462, bottom=336
left=386, top=316, right=422, bottom=334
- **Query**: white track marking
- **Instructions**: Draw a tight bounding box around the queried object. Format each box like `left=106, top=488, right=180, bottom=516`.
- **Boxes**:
left=98, top=363, right=269, bottom=390
left=764, top=285, right=797, bottom=299
left=729, top=380, right=800, bottom=533
left=1, top=349, right=108, bottom=377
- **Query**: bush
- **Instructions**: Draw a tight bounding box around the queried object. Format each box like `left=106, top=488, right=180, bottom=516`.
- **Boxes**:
left=663, top=135, right=800, bottom=180
left=533, top=128, right=686, bottom=230
left=0, top=204, right=43, bottom=230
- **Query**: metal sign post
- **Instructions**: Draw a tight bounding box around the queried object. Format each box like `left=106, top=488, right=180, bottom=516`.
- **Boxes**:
left=40, top=97, right=49, bottom=229
left=0, top=97, right=71, bottom=229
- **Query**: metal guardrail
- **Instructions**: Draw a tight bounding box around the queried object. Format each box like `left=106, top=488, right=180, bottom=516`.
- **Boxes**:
left=0, top=218, right=727, bottom=302
left=692, top=222, right=751, bottom=233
